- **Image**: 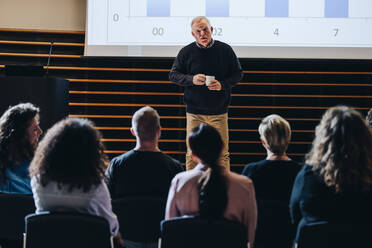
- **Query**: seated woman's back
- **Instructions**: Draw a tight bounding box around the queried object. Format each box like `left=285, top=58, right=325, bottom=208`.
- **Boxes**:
left=290, top=106, right=372, bottom=243
left=29, top=118, right=119, bottom=236
left=242, top=114, right=302, bottom=248
left=165, top=124, right=257, bottom=244
left=291, top=165, right=372, bottom=225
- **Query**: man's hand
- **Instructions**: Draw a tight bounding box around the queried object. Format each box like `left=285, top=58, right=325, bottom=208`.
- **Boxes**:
left=193, top=74, right=206, bottom=85
left=207, top=80, right=222, bottom=91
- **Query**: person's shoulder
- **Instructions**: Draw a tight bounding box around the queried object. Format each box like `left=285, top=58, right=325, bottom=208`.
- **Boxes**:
left=94, top=179, right=110, bottom=193
left=295, top=164, right=317, bottom=182
left=159, top=152, right=178, bottom=163
left=172, top=167, right=203, bottom=184
left=109, top=150, right=135, bottom=166
left=158, top=152, right=184, bottom=171
left=179, top=42, right=197, bottom=53
left=288, top=159, right=304, bottom=167
left=111, top=150, right=134, bottom=163
left=228, top=171, right=254, bottom=189
left=242, top=160, right=265, bottom=177
left=214, top=40, right=234, bottom=50
left=289, top=160, right=305, bottom=172
left=300, top=164, right=315, bottom=174
left=214, top=40, right=229, bottom=46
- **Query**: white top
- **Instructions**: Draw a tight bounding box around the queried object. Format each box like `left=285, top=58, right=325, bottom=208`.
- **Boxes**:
left=31, top=177, right=119, bottom=235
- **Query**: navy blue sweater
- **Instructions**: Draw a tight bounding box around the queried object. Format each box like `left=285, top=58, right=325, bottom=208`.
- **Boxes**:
left=169, top=40, right=243, bottom=115
left=105, top=150, right=183, bottom=199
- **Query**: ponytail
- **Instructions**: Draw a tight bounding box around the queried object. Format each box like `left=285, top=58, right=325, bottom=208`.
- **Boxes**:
left=189, top=124, right=228, bottom=219
left=198, top=165, right=228, bottom=218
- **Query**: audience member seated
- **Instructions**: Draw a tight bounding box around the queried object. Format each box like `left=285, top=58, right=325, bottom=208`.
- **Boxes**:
left=242, top=114, right=302, bottom=247
left=290, top=106, right=372, bottom=244
left=105, top=106, right=183, bottom=248
left=0, top=103, right=42, bottom=194
left=29, top=118, right=122, bottom=245
left=165, top=124, right=257, bottom=244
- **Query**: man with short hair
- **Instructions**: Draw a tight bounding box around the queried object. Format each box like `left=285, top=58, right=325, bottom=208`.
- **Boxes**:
left=169, top=16, right=243, bottom=171
left=105, top=106, right=183, bottom=248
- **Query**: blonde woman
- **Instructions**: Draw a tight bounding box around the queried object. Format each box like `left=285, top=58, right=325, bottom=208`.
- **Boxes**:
left=242, top=114, right=302, bottom=248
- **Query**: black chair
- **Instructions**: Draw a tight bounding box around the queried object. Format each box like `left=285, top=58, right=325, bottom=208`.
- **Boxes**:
left=23, top=212, right=113, bottom=248
left=112, top=196, right=166, bottom=242
left=159, top=216, right=249, bottom=248
left=0, top=193, right=35, bottom=248
left=254, top=198, right=295, bottom=248
left=295, top=221, right=363, bottom=248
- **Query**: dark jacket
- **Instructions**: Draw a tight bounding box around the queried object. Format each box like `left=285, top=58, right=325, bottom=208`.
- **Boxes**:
left=290, top=165, right=372, bottom=242
left=169, top=40, right=243, bottom=115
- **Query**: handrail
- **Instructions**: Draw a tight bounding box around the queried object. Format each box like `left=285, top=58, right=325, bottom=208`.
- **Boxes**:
left=68, top=78, right=372, bottom=87
left=100, top=138, right=311, bottom=145
left=0, top=28, right=84, bottom=35
left=69, top=114, right=321, bottom=121
left=0, top=52, right=82, bottom=58
left=0, top=40, right=84, bottom=47
left=68, top=102, right=370, bottom=110
left=103, top=150, right=305, bottom=157
left=2, top=64, right=371, bottom=75
left=68, top=79, right=171, bottom=84
left=94, top=126, right=314, bottom=133
left=243, top=70, right=372, bottom=75
left=49, top=66, right=169, bottom=72
left=69, top=90, right=372, bottom=98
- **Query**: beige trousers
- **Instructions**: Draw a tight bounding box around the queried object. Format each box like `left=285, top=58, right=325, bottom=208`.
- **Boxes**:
left=185, top=113, right=230, bottom=171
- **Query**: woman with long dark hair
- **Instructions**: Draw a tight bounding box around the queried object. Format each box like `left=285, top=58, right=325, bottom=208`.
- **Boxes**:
left=29, top=118, right=119, bottom=238
left=0, top=103, right=42, bottom=193
left=165, top=124, right=257, bottom=243
left=290, top=106, right=372, bottom=243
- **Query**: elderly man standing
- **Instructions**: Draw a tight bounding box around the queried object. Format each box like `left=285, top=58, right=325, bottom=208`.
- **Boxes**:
left=169, top=16, right=243, bottom=170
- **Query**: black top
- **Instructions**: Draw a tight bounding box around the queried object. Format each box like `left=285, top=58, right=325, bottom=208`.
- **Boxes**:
left=290, top=165, right=372, bottom=242
left=169, top=40, right=243, bottom=115
left=105, top=150, right=184, bottom=199
left=242, top=159, right=303, bottom=202
left=242, top=159, right=303, bottom=248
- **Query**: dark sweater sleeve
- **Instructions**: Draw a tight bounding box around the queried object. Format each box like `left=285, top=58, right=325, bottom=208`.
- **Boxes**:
left=220, top=47, right=243, bottom=90
left=104, top=159, right=116, bottom=198
left=242, top=163, right=255, bottom=178
left=289, top=167, right=305, bottom=227
left=169, top=50, right=194, bottom=87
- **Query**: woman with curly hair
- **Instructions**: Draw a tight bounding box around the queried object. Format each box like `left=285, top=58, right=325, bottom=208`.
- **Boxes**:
left=29, top=118, right=119, bottom=238
left=290, top=106, right=372, bottom=242
left=165, top=124, right=257, bottom=244
left=0, top=103, right=42, bottom=193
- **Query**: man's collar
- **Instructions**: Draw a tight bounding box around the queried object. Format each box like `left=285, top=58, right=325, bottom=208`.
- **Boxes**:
left=195, top=39, right=215, bottom=49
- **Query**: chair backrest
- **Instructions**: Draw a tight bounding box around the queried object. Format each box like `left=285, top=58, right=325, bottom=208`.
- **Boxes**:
left=112, top=196, right=166, bottom=242
left=296, top=221, right=359, bottom=248
left=0, top=193, right=35, bottom=241
left=24, top=212, right=113, bottom=248
left=159, top=216, right=248, bottom=248
left=254, top=198, right=294, bottom=248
